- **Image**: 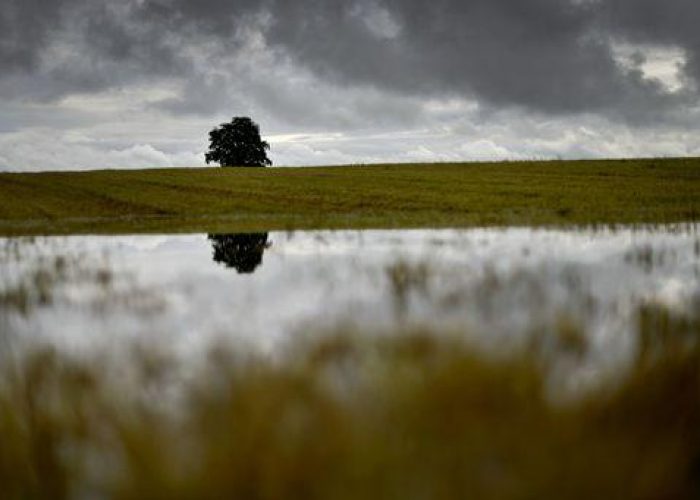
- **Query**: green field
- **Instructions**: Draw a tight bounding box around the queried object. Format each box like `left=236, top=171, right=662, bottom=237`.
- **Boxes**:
left=1, top=158, right=699, bottom=235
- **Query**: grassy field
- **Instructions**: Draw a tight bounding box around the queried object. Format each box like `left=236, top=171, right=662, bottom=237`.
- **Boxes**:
left=1, top=158, right=699, bottom=235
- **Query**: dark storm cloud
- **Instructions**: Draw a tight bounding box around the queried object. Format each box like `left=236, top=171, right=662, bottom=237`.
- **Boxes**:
left=0, top=0, right=70, bottom=72
left=0, top=0, right=699, bottom=121
left=264, top=0, right=700, bottom=121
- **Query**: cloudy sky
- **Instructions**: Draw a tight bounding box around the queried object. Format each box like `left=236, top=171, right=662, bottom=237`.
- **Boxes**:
left=1, top=0, right=699, bottom=171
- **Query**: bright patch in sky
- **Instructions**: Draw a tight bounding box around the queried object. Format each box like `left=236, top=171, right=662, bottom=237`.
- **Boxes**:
left=612, top=42, right=688, bottom=93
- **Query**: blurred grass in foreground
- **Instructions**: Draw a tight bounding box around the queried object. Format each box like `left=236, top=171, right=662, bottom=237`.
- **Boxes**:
left=2, top=304, right=700, bottom=499
left=1, top=158, right=699, bottom=235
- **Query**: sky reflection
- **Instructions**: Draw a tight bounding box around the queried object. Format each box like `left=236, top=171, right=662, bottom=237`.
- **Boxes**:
left=1, top=226, right=699, bottom=382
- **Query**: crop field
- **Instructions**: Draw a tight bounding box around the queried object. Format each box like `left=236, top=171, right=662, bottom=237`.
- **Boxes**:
left=1, top=158, right=699, bottom=235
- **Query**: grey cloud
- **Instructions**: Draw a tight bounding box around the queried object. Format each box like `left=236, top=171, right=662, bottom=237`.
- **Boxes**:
left=0, top=0, right=71, bottom=72
left=1, top=0, right=699, bottom=124
left=0, top=0, right=198, bottom=101
left=265, top=0, right=693, bottom=122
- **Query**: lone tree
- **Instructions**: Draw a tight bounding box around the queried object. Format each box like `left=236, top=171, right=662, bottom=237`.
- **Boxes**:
left=205, top=117, right=272, bottom=167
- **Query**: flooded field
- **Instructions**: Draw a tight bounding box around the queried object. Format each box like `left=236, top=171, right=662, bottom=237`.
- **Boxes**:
left=2, top=224, right=700, bottom=498
left=2, top=225, right=699, bottom=359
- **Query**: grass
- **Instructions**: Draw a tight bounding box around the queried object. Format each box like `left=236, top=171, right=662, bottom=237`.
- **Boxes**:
left=1, top=158, right=699, bottom=235
left=2, top=305, right=700, bottom=499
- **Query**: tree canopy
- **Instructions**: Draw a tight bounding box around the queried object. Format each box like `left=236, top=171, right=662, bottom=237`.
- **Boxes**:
left=205, top=117, right=272, bottom=168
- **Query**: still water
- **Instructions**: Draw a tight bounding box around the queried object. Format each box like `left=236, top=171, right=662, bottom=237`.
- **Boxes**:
left=1, top=225, right=699, bottom=381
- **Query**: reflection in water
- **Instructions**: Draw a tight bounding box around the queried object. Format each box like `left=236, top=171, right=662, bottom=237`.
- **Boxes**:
left=207, top=233, right=271, bottom=274
left=2, top=226, right=698, bottom=360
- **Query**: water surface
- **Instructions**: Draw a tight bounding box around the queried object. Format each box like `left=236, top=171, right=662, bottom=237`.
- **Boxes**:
left=2, top=225, right=699, bottom=381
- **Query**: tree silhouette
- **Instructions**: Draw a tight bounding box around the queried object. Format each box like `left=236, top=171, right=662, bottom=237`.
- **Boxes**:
left=205, top=117, right=272, bottom=167
left=208, top=233, right=271, bottom=274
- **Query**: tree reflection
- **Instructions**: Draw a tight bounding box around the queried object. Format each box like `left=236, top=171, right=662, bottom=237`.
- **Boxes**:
left=207, top=233, right=271, bottom=274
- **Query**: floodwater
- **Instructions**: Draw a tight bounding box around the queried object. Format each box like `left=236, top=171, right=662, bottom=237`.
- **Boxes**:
left=2, top=224, right=699, bottom=386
